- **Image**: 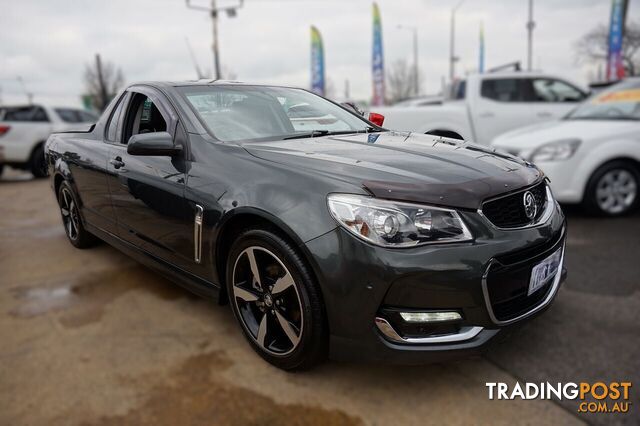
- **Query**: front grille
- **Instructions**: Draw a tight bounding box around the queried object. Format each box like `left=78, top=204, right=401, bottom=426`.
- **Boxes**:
left=484, top=230, right=565, bottom=323
left=481, top=182, right=547, bottom=228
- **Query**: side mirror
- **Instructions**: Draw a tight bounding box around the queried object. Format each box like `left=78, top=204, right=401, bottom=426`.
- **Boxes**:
left=127, top=132, right=181, bottom=156
left=368, top=112, right=385, bottom=127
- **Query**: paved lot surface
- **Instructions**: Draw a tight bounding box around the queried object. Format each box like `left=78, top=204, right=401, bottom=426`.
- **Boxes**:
left=1, top=169, right=638, bottom=425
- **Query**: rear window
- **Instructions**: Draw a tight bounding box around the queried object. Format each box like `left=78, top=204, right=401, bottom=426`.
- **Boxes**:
left=2, top=106, right=49, bottom=122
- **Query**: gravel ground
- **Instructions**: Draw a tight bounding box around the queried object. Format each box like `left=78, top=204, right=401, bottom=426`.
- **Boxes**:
left=1, top=168, right=637, bottom=425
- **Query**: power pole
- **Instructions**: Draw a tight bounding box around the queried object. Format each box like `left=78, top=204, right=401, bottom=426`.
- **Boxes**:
left=211, top=0, right=220, bottom=80
left=17, top=76, right=33, bottom=105
left=449, top=0, right=466, bottom=82
left=398, top=25, right=419, bottom=96
left=95, top=54, right=108, bottom=110
left=186, top=0, right=244, bottom=80
left=526, top=0, right=535, bottom=71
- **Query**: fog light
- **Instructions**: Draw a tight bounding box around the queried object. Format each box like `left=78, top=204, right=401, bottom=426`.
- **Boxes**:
left=400, top=311, right=462, bottom=323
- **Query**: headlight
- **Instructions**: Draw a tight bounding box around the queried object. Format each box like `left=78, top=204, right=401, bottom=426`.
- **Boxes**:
left=327, top=194, right=473, bottom=247
left=530, top=139, right=581, bottom=163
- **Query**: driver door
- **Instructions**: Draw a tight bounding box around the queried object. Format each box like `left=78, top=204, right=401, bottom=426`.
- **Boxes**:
left=107, top=87, right=193, bottom=267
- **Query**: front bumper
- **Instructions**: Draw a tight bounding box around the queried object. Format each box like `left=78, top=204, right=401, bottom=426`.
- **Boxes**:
left=304, top=198, right=566, bottom=364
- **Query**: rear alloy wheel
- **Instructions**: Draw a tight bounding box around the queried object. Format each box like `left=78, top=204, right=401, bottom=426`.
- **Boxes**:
left=584, top=161, right=639, bottom=216
left=226, top=229, right=328, bottom=370
left=57, top=181, right=98, bottom=248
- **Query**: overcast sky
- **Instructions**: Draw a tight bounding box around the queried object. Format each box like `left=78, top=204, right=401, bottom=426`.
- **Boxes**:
left=1, top=0, right=637, bottom=107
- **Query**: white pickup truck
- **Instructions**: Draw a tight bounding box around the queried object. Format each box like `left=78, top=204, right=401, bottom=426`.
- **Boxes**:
left=376, top=71, right=589, bottom=145
left=0, top=105, right=97, bottom=178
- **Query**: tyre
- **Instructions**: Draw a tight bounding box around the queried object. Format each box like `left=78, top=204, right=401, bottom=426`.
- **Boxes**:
left=30, top=144, right=48, bottom=178
left=583, top=160, right=639, bottom=216
left=57, top=181, right=99, bottom=248
left=226, top=228, right=328, bottom=371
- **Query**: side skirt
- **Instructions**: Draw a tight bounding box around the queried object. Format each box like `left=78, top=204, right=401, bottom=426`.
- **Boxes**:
left=85, top=222, right=221, bottom=301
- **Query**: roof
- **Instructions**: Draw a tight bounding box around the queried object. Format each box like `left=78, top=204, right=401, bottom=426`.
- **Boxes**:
left=131, top=80, right=294, bottom=89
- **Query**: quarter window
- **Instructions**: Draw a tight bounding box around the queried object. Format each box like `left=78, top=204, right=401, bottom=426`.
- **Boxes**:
left=106, top=95, right=127, bottom=142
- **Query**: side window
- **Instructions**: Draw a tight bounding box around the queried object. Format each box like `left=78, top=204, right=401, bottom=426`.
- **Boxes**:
left=532, top=79, right=585, bottom=103
left=481, top=79, right=526, bottom=102
left=55, top=108, right=83, bottom=123
left=32, top=107, right=49, bottom=122
left=106, top=95, right=127, bottom=142
left=80, top=111, right=98, bottom=123
left=3, top=106, right=49, bottom=122
left=122, top=93, right=168, bottom=144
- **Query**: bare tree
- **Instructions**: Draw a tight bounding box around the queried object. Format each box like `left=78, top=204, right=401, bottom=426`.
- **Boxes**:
left=574, top=22, right=640, bottom=76
left=386, top=59, right=422, bottom=104
left=84, top=54, right=125, bottom=111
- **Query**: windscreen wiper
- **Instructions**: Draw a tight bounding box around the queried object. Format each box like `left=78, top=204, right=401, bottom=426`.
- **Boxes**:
left=282, top=130, right=331, bottom=140
left=282, top=128, right=382, bottom=140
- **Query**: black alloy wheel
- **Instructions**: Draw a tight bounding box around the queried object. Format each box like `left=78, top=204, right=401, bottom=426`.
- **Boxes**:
left=57, top=181, right=98, bottom=248
left=226, top=229, right=328, bottom=370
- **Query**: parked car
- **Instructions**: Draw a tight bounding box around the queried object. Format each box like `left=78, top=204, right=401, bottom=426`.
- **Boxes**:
left=376, top=71, right=588, bottom=145
left=0, top=105, right=97, bottom=178
left=492, top=78, right=640, bottom=216
left=46, top=81, right=566, bottom=370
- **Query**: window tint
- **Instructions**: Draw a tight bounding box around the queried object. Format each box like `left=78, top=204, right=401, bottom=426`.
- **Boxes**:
left=481, top=79, right=526, bottom=102
left=122, top=94, right=168, bottom=144
left=3, top=106, right=49, bottom=122
left=106, top=95, right=127, bottom=142
left=532, top=79, right=585, bottom=102
left=55, top=108, right=84, bottom=123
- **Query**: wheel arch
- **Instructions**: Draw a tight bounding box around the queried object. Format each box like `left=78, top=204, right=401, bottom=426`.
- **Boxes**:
left=29, top=140, right=47, bottom=161
left=213, top=208, right=326, bottom=309
left=580, top=155, right=640, bottom=201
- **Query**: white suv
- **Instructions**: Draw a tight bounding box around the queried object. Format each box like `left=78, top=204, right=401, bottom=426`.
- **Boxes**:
left=0, top=105, right=97, bottom=177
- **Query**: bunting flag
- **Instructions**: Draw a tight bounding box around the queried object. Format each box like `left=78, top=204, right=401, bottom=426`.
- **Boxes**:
left=310, top=26, right=325, bottom=95
left=606, top=0, right=628, bottom=81
left=372, top=2, right=385, bottom=106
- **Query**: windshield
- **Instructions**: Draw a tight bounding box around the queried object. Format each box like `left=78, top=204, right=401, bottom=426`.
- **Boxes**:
left=567, top=80, right=640, bottom=121
left=179, top=85, right=375, bottom=142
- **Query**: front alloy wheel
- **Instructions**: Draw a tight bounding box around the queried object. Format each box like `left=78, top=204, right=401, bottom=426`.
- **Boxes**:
left=232, top=246, right=303, bottom=355
left=595, top=169, right=637, bottom=215
left=226, top=229, right=328, bottom=370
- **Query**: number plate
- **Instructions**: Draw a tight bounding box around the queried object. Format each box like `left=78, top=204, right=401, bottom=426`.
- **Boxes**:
left=528, top=247, right=562, bottom=296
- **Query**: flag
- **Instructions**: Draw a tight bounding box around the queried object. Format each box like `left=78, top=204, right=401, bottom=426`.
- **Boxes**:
left=606, top=0, right=629, bottom=81
left=311, top=26, right=325, bottom=95
left=372, top=2, right=385, bottom=106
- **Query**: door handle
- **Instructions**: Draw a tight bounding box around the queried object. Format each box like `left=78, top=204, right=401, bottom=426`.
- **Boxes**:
left=110, top=157, right=125, bottom=169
